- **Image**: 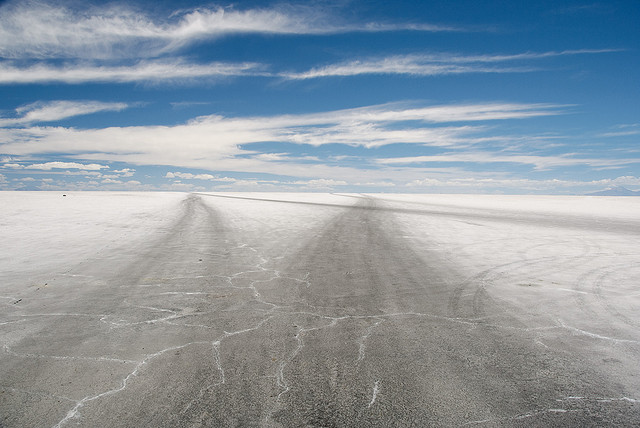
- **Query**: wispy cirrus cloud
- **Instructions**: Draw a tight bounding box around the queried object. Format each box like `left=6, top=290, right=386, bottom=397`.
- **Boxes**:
left=598, top=123, right=640, bottom=138
left=377, top=152, right=640, bottom=170
left=283, top=58, right=532, bottom=80
left=283, top=49, right=620, bottom=79
left=0, top=1, right=458, bottom=60
left=0, top=100, right=128, bottom=126
left=0, top=102, right=570, bottom=180
left=5, top=161, right=109, bottom=170
left=0, top=2, right=463, bottom=85
left=2, top=50, right=614, bottom=85
left=165, top=171, right=232, bottom=181
left=406, top=175, right=640, bottom=192
left=0, top=60, right=266, bottom=85
left=427, top=49, right=621, bottom=63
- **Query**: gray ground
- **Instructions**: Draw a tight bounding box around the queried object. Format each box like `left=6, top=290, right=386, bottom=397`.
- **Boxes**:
left=1, top=194, right=639, bottom=427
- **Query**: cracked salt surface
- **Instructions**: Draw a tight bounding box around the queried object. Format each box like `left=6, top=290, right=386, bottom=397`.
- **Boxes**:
left=368, top=380, right=380, bottom=408
left=52, top=342, right=210, bottom=428
left=1, top=192, right=639, bottom=426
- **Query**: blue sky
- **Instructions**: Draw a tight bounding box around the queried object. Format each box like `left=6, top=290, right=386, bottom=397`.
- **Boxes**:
left=0, top=0, right=638, bottom=193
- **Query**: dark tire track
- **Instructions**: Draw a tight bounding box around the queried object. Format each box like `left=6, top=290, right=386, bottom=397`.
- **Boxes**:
left=270, top=196, right=639, bottom=427
left=2, top=194, right=639, bottom=427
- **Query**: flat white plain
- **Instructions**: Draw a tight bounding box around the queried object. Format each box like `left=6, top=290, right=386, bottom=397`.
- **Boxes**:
left=1, top=191, right=638, bottom=418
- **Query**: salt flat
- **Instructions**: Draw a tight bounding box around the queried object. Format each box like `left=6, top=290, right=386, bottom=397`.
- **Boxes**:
left=1, top=192, right=639, bottom=427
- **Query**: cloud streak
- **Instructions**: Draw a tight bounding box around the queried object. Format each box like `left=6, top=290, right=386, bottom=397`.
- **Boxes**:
left=0, top=101, right=128, bottom=126
left=0, top=60, right=265, bottom=85
left=5, top=102, right=632, bottom=189
left=0, top=101, right=586, bottom=183
left=165, top=171, right=229, bottom=181
left=406, top=175, right=640, bottom=192
left=377, top=152, right=640, bottom=170
left=0, top=102, right=564, bottom=161
left=0, top=2, right=458, bottom=60
left=6, top=161, right=109, bottom=170
left=1, top=50, right=611, bottom=84
left=283, top=49, right=620, bottom=79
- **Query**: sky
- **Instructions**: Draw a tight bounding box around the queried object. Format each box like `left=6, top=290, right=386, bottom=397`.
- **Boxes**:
left=0, top=0, right=638, bottom=194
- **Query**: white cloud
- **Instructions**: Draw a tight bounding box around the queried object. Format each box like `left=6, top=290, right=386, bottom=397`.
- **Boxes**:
left=605, top=176, right=640, bottom=186
left=356, top=181, right=396, bottom=187
left=0, top=102, right=565, bottom=178
left=165, top=171, right=218, bottom=180
left=405, top=175, right=640, bottom=192
left=165, top=172, right=261, bottom=184
left=23, top=162, right=109, bottom=170
left=0, top=102, right=583, bottom=185
left=377, top=152, right=640, bottom=170
left=113, top=168, right=135, bottom=177
left=5, top=49, right=611, bottom=85
left=284, top=56, right=532, bottom=79
left=0, top=101, right=128, bottom=126
left=283, top=50, right=619, bottom=79
left=598, top=123, right=640, bottom=138
left=433, top=49, right=621, bottom=64
left=7, top=102, right=624, bottom=188
left=0, top=60, right=265, bottom=84
left=293, top=178, right=348, bottom=187
left=319, top=102, right=564, bottom=123
left=0, top=2, right=456, bottom=60
left=254, top=153, right=291, bottom=161
left=101, top=178, right=121, bottom=184
left=407, top=178, right=446, bottom=187
left=600, top=130, right=640, bottom=137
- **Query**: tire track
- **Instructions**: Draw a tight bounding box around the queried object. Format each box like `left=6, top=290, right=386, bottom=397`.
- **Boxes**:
left=268, top=196, right=637, bottom=426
